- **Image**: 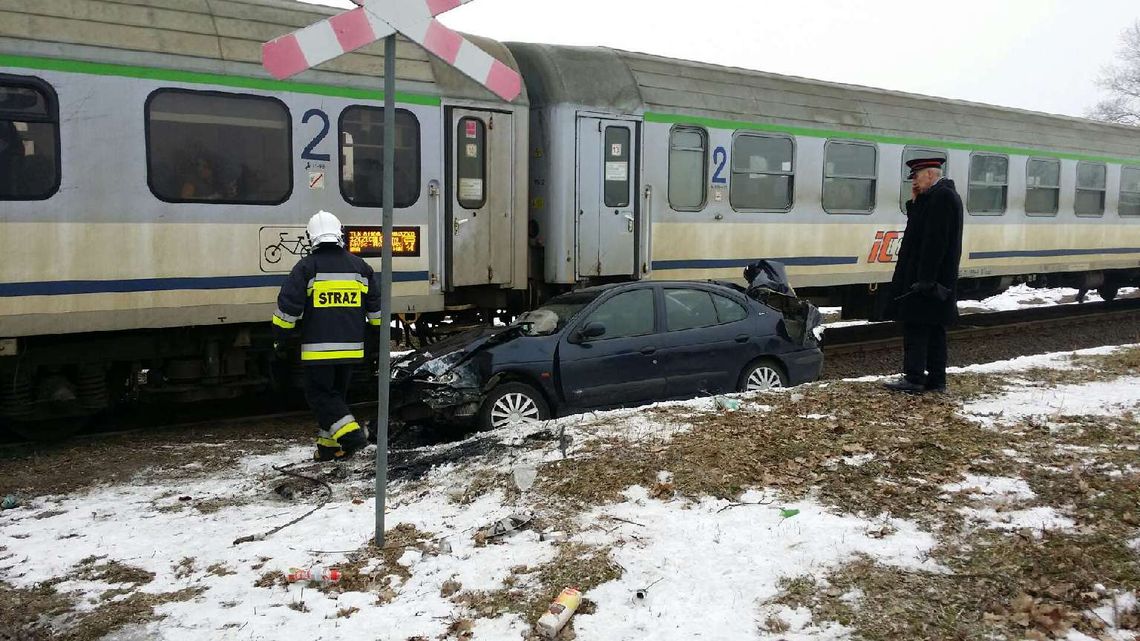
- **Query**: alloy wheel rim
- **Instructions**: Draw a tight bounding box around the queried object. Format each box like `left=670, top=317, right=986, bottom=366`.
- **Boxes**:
left=490, top=393, right=541, bottom=428
left=746, top=367, right=783, bottom=391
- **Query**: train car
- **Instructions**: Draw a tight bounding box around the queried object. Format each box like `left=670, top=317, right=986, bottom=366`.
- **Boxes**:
left=508, top=44, right=1140, bottom=316
left=0, top=0, right=530, bottom=435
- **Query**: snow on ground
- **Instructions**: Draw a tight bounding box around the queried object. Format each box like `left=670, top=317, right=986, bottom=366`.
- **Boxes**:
left=963, top=377, right=1140, bottom=427
left=4, top=343, right=1140, bottom=640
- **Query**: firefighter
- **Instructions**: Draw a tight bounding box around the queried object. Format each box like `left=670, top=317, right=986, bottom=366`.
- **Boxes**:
left=272, top=210, right=384, bottom=461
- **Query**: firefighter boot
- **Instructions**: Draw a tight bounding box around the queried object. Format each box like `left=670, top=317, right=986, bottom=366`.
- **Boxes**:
left=314, top=438, right=347, bottom=462
left=335, top=422, right=368, bottom=457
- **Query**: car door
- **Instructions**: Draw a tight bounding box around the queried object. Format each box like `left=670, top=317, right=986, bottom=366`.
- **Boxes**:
left=556, top=287, right=664, bottom=410
left=657, top=287, right=755, bottom=398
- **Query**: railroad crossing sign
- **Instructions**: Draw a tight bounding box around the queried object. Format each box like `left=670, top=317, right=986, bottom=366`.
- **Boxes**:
left=262, top=0, right=522, bottom=101
left=261, top=0, right=521, bottom=547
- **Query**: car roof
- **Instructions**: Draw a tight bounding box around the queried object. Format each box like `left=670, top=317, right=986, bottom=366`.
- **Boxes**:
left=572, top=280, right=743, bottom=295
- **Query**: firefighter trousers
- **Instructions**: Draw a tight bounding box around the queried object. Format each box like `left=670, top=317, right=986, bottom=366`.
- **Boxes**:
left=302, top=364, right=359, bottom=445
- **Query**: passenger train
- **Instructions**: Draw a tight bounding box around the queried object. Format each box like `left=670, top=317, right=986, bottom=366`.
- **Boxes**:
left=2, top=0, right=1139, bottom=435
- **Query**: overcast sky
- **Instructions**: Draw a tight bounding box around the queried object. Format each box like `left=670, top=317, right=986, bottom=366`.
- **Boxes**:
left=298, top=0, right=1136, bottom=119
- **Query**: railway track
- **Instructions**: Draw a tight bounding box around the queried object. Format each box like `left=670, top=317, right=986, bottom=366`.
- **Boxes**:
left=823, top=298, right=1140, bottom=355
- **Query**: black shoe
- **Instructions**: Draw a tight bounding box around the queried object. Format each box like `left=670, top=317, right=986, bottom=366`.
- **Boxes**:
left=337, top=425, right=368, bottom=456
left=883, top=376, right=926, bottom=394
left=314, top=443, right=347, bottom=462
left=924, top=384, right=947, bottom=394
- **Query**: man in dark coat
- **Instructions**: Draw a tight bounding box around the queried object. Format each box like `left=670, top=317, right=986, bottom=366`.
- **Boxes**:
left=883, top=158, right=964, bottom=393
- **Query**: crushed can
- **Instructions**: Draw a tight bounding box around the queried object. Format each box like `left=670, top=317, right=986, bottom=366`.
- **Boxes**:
left=536, top=587, right=582, bottom=638
left=286, top=566, right=342, bottom=584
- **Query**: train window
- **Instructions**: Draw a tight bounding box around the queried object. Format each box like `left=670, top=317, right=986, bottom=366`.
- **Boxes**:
left=456, top=117, right=486, bottom=210
left=604, top=126, right=631, bottom=208
left=822, top=141, right=876, bottom=214
left=146, top=89, right=291, bottom=204
left=340, top=107, right=420, bottom=208
left=0, top=76, right=60, bottom=200
left=900, top=147, right=947, bottom=212
left=1121, top=166, right=1140, bottom=217
left=967, top=153, right=1008, bottom=215
left=1075, top=161, right=1106, bottom=217
left=668, top=127, right=707, bottom=210
left=1025, top=158, right=1061, bottom=216
left=730, top=133, right=794, bottom=211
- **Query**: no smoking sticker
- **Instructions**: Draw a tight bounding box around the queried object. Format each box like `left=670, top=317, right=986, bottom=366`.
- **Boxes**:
left=309, top=171, right=325, bottom=190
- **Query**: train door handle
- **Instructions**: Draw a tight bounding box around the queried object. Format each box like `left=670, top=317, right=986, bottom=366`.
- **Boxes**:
left=454, top=218, right=469, bottom=235
left=622, top=212, right=634, bottom=232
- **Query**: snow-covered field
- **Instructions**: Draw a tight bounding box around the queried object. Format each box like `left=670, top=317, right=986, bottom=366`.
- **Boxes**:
left=2, top=345, right=1139, bottom=640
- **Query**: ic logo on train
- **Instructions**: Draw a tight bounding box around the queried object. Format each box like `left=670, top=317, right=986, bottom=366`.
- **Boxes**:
left=868, top=230, right=904, bottom=263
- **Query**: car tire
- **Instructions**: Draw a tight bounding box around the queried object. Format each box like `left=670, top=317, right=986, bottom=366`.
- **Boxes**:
left=479, top=382, right=551, bottom=431
left=738, top=358, right=788, bottom=392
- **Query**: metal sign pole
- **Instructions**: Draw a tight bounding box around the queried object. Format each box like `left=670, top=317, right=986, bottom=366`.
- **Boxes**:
left=375, top=33, right=396, bottom=548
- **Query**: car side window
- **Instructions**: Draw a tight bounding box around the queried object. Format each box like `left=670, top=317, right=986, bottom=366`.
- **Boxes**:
left=582, top=289, right=655, bottom=340
left=712, top=293, right=748, bottom=323
left=665, top=289, right=719, bottom=332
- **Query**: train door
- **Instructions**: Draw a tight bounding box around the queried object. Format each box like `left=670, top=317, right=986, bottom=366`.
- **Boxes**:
left=576, top=117, right=638, bottom=278
left=447, top=108, right=514, bottom=287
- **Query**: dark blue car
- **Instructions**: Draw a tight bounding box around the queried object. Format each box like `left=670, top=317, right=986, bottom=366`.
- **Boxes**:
left=390, top=280, right=823, bottom=430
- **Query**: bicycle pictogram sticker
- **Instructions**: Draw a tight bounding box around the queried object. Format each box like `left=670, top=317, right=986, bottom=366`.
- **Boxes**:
left=264, top=232, right=312, bottom=264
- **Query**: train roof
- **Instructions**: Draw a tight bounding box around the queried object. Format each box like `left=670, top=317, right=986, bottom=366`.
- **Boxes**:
left=0, top=0, right=528, bottom=104
left=507, top=43, right=1140, bottom=161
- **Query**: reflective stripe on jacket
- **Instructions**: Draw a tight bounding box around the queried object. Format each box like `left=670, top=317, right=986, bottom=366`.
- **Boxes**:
left=271, top=244, right=383, bottom=365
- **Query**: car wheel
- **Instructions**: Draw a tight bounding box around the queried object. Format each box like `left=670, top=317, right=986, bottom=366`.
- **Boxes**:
left=479, top=382, right=550, bottom=431
left=739, top=359, right=787, bottom=392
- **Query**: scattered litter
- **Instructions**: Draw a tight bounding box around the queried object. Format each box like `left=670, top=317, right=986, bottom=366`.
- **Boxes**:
left=539, top=531, right=568, bottom=543
left=437, top=538, right=453, bottom=554
left=1, top=495, right=19, bottom=510
left=177, top=496, right=192, bottom=502
left=714, top=396, right=741, bottom=411
left=779, top=508, right=800, bottom=519
left=480, top=513, right=533, bottom=540
left=536, top=586, right=582, bottom=638
left=286, top=565, right=342, bottom=585
left=635, top=578, right=664, bottom=600
left=512, top=465, right=537, bottom=492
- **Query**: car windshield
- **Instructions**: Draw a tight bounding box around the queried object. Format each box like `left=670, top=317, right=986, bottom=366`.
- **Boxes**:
left=513, top=291, right=601, bottom=336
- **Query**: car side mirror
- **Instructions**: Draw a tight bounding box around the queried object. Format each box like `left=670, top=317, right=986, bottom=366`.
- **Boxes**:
left=572, top=321, right=606, bottom=343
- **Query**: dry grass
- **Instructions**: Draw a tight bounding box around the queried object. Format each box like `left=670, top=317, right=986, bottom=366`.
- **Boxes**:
left=321, top=523, right=434, bottom=595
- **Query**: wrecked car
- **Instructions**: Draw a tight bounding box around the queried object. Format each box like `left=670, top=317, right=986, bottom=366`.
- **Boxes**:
left=390, top=265, right=823, bottom=430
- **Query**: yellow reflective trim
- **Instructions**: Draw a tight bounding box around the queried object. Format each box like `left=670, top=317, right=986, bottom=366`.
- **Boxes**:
left=331, top=421, right=361, bottom=441
left=316, top=437, right=340, bottom=448
left=271, top=315, right=296, bottom=329
left=368, top=318, right=384, bottom=326
left=301, top=350, right=365, bottom=361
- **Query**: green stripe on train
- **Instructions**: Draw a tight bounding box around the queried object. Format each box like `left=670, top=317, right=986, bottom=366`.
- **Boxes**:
left=0, top=54, right=442, bottom=106
left=645, top=112, right=1140, bottom=167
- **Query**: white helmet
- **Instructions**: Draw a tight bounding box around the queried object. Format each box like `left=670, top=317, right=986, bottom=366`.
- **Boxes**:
left=307, top=210, right=343, bottom=246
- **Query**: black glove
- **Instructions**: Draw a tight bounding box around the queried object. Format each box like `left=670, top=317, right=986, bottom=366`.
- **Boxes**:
left=910, top=281, right=936, bottom=295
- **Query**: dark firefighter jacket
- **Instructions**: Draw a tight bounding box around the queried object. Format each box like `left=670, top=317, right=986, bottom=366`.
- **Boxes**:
left=271, top=244, right=383, bottom=364
left=886, top=178, right=964, bottom=326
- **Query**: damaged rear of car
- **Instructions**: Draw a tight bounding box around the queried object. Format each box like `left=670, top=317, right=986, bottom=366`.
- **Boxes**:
left=390, top=262, right=823, bottom=431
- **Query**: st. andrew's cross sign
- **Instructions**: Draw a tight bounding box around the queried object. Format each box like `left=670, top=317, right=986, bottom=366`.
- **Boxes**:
left=263, top=0, right=522, bottom=101
left=262, top=0, right=522, bottom=546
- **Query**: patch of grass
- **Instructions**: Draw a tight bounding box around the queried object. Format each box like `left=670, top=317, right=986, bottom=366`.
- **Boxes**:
left=75, top=556, right=155, bottom=586
left=538, top=383, right=1012, bottom=525
left=254, top=570, right=286, bottom=589
left=451, top=469, right=518, bottom=505
left=455, top=543, right=622, bottom=625
left=206, top=562, right=237, bottom=577
left=0, top=580, right=72, bottom=641
left=324, top=523, right=434, bottom=594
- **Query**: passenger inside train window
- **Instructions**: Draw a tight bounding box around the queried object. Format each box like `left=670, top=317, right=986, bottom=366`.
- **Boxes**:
left=146, top=89, right=290, bottom=205
left=0, top=80, right=59, bottom=200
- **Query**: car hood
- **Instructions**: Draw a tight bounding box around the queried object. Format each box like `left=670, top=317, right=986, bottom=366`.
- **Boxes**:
left=392, top=326, right=517, bottom=380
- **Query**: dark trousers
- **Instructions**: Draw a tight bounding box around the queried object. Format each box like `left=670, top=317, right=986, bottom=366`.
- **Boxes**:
left=902, top=322, right=948, bottom=387
left=302, top=364, right=354, bottom=434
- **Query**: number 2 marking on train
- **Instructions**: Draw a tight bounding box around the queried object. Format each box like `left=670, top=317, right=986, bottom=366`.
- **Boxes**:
left=711, top=146, right=727, bottom=184
left=301, top=109, right=331, bottom=162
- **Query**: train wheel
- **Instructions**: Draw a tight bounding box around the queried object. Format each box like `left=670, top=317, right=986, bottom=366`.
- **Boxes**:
left=1098, top=286, right=1119, bottom=302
